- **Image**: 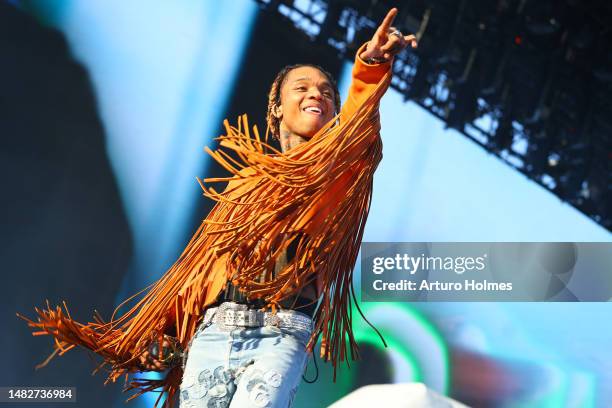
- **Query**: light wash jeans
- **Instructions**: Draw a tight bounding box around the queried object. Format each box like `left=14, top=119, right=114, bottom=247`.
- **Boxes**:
left=179, top=305, right=313, bottom=408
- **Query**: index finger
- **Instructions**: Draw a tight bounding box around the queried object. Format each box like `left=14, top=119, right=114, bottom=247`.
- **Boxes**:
left=376, top=8, right=398, bottom=36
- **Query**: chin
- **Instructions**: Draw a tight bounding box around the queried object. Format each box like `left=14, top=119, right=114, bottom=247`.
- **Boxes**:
left=290, top=119, right=331, bottom=139
left=303, top=121, right=330, bottom=138
left=303, top=128, right=323, bottom=138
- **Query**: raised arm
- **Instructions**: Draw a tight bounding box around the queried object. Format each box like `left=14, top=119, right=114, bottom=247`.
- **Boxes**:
left=339, top=8, right=418, bottom=121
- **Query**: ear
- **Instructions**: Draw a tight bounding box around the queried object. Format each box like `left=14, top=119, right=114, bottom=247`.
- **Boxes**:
left=273, top=104, right=283, bottom=119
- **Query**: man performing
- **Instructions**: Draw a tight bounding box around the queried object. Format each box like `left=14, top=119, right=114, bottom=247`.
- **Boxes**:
left=19, top=8, right=417, bottom=408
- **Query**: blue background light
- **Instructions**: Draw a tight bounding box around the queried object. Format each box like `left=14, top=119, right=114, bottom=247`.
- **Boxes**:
left=14, top=1, right=612, bottom=406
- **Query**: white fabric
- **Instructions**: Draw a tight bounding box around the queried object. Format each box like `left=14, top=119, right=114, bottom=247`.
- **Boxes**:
left=328, top=383, right=470, bottom=408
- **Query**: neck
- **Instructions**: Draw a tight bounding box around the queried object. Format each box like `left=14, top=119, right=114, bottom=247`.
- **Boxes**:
left=279, top=130, right=308, bottom=153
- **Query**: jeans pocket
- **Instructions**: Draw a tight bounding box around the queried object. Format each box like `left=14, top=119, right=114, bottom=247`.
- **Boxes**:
left=195, top=309, right=218, bottom=337
left=194, top=320, right=216, bottom=340
left=276, top=326, right=312, bottom=349
left=295, top=329, right=313, bottom=349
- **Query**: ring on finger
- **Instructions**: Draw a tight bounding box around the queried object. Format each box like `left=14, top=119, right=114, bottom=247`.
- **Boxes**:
left=390, top=29, right=403, bottom=38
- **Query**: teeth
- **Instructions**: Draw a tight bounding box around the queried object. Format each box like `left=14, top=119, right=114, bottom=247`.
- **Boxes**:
left=304, top=107, right=322, bottom=114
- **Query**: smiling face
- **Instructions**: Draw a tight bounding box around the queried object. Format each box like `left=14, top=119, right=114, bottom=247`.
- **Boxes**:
left=276, top=66, right=337, bottom=139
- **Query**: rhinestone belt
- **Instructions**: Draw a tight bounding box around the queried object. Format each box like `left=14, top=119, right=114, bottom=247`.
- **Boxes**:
left=203, top=301, right=314, bottom=332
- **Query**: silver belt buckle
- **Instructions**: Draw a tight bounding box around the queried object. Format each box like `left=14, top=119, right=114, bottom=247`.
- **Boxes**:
left=216, top=302, right=244, bottom=331
left=244, top=310, right=258, bottom=327
left=235, top=310, right=250, bottom=326
left=215, top=302, right=265, bottom=331
left=224, top=309, right=236, bottom=326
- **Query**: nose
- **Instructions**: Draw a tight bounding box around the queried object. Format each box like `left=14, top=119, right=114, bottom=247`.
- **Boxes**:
left=306, top=87, right=323, bottom=100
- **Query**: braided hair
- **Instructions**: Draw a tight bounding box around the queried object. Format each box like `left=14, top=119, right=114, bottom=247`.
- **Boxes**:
left=266, top=64, right=341, bottom=141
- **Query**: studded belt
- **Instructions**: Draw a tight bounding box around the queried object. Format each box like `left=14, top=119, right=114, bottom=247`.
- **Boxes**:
left=203, top=301, right=313, bottom=332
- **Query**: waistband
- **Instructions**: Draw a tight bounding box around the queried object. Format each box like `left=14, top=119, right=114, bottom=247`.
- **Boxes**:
left=203, top=301, right=314, bottom=333
left=216, top=280, right=318, bottom=318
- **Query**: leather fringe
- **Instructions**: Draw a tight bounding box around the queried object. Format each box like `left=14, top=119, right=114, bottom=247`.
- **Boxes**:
left=17, top=68, right=391, bottom=407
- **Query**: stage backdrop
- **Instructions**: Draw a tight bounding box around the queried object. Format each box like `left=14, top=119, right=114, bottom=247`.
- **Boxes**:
left=2, top=1, right=610, bottom=407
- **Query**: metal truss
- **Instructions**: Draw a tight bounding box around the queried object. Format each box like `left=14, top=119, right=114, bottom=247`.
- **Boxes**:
left=255, top=0, right=611, bottom=231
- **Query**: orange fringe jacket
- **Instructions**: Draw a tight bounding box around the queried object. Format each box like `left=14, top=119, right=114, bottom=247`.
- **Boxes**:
left=19, top=44, right=392, bottom=407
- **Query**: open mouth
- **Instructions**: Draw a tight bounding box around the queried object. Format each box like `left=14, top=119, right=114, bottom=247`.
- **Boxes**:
left=302, top=106, right=323, bottom=115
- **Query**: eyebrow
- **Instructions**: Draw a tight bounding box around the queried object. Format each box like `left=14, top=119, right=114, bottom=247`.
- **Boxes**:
left=291, top=77, right=333, bottom=88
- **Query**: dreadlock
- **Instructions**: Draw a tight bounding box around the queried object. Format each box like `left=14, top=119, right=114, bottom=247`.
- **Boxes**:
left=266, top=64, right=341, bottom=141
